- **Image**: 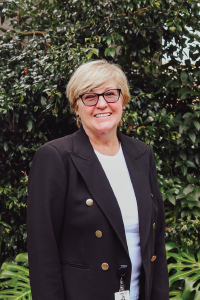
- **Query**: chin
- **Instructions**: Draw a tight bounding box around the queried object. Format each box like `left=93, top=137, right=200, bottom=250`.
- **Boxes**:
left=94, top=122, right=117, bottom=133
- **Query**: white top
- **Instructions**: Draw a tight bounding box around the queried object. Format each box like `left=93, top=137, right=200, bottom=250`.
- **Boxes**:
left=94, top=145, right=142, bottom=300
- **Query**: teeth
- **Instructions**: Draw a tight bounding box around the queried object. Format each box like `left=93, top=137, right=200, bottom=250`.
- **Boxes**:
left=95, top=113, right=111, bottom=118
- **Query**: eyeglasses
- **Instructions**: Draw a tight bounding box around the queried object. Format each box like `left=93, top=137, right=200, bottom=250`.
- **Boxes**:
left=78, top=89, right=121, bottom=106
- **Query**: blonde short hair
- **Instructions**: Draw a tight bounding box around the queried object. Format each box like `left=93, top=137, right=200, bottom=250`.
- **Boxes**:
left=66, top=59, right=130, bottom=113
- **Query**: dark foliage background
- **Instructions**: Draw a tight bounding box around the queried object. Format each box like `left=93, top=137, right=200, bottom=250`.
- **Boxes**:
left=0, top=0, right=200, bottom=297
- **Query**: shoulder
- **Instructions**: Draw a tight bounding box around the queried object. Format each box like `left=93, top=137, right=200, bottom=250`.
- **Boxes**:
left=37, top=131, right=76, bottom=156
left=31, top=131, right=78, bottom=169
left=43, top=134, right=73, bottom=153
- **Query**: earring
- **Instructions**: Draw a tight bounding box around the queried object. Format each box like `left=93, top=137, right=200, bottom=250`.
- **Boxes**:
left=77, top=114, right=79, bottom=117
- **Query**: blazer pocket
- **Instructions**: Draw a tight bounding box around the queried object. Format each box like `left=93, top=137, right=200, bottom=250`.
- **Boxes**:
left=60, top=260, right=89, bottom=269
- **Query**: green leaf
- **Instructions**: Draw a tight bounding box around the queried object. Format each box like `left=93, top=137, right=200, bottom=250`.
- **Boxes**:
left=49, top=65, right=54, bottom=73
left=194, top=70, right=200, bottom=79
left=41, top=96, right=47, bottom=107
left=186, top=160, right=196, bottom=168
left=183, top=112, right=192, bottom=119
left=27, top=120, right=33, bottom=132
left=106, top=37, right=112, bottom=46
left=195, top=154, right=199, bottom=165
left=167, top=22, right=173, bottom=27
left=0, top=221, right=12, bottom=229
left=3, top=142, right=9, bottom=152
left=180, top=92, right=189, bottom=100
left=167, top=244, right=200, bottom=298
left=183, top=185, right=194, bottom=195
left=170, top=81, right=182, bottom=88
left=104, top=47, right=115, bottom=58
left=187, top=173, right=196, bottom=184
left=188, top=132, right=196, bottom=143
left=177, top=135, right=185, bottom=144
left=175, top=23, right=182, bottom=31
left=186, top=193, right=199, bottom=202
left=15, top=253, right=28, bottom=264
left=181, top=164, right=187, bottom=176
left=165, top=242, right=177, bottom=251
left=118, top=35, right=124, bottom=42
left=91, top=48, right=99, bottom=56
left=189, top=75, right=194, bottom=83
left=176, top=193, right=186, bottom=200
left=169, top=290, right=183, bottom=300
left=104, top=47, right=110, bottom=56
left=179, top=124, right=189, bottom=134
left=129, top=4, right=133, bottom=11
left=167, top=194, right=176, bottom=205
left=175, top=161, right=182, bottom=168
left=193, top=120, right=200, bottom=131
left=109, top=47, right=115, bottom=58
left=178, top=87, right=190, bottom=99
left=180, top=71, right=188, bottom=84
left=195, top=111, right=200, bottom=118
left=0, top=258, right=32, bottom=300
left=179, top=151, right=186, bottom=161
left=43, top=63, right=51, bottom=73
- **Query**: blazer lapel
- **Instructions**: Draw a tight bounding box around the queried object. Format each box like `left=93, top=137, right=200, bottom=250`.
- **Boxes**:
left=69, top=127, right=152, bottom=257
left=69, top=127, right=129, bottom=256
left=118, top=131, right=152, bottom=256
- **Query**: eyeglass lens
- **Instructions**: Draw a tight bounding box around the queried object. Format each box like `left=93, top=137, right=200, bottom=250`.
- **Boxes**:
left=82, top=89, right=120, bottom=106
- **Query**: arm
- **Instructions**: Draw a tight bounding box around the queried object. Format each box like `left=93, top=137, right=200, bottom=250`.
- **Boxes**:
left=149, top=149, right=169, bottom=300
left=27, top=144, right=67, bottom=300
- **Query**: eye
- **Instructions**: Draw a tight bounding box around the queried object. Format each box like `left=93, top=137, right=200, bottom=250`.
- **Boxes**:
left=105, top=90, right=117, bottom=97
left=84, top=94, right=96, bottom=100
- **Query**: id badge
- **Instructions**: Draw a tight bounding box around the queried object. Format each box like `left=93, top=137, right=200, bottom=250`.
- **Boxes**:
left=114, top=290, right=130, bottom=300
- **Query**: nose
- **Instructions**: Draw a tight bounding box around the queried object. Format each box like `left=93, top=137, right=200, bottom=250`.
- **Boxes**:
left=96, top=95, right=108, bottom=109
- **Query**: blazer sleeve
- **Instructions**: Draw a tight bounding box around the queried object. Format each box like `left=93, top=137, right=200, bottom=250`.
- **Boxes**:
left=27, top=144, right=67, bottom=300
left=149, top=149, right=169, bottom=300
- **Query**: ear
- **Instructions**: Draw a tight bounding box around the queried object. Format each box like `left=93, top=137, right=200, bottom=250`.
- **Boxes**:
left=75, top=103, right=79, bottom=116
left=120, top=94, right=125, bottom=110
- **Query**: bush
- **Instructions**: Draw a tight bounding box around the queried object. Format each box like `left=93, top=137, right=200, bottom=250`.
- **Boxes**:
left=0, top=0, right=200, bottom=266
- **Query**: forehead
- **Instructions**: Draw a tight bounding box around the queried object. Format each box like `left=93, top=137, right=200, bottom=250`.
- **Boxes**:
left=90, top=80, right=117, bottom=93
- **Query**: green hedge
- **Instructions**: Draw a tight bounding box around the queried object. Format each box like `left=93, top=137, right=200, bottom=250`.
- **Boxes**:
left=0, top=0, right=200, bottom=284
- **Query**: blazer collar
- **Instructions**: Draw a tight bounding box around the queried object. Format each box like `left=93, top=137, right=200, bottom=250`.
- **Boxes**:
left=72, top=126, right=145, bottom=160
left=69, top=126, right=152, bottom=256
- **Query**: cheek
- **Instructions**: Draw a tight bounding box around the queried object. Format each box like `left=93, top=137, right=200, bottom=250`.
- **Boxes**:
left=110, top=102, right=123, bottom=114
left=79, top=106, right=94, bottom=118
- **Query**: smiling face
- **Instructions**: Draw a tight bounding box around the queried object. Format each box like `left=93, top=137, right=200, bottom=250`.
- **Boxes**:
left=75, top=80, right=124, bottom=139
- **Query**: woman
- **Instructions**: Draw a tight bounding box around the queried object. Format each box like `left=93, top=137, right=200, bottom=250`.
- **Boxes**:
left=27, top=60, right=169, bottom=300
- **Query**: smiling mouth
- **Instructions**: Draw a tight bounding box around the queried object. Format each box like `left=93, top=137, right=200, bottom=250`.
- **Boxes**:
left=94, top=113, right=112, bottom=118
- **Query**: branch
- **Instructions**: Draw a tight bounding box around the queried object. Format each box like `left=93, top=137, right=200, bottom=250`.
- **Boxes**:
left=19, top=31, right=45, bottom=36
left=174, top=0, right=184, bottom=23
left=74, top=2, right=82, bottom=25
left=0, top=26, right=45, bottom=36
left=82, top=23, right=93, bottom=29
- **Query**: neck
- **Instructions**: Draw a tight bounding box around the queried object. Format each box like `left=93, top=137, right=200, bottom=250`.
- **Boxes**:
left=83, top=126, right=120, bottom=156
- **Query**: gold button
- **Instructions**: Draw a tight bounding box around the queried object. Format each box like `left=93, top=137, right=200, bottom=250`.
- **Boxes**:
left=151, top=194, right=153, bottom=198
left=101, top=263, right=109, bottom=270
left=151, top=255, right=157, bottom=262
left=153, top=223, right=156, bottom=230
left=86, top=199, right=93, bottom=206
left=95, top=230, right=102, bottom=238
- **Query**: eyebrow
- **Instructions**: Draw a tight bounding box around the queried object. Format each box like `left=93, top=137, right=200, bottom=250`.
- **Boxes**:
left=90, top=87, right=116, bottom=93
